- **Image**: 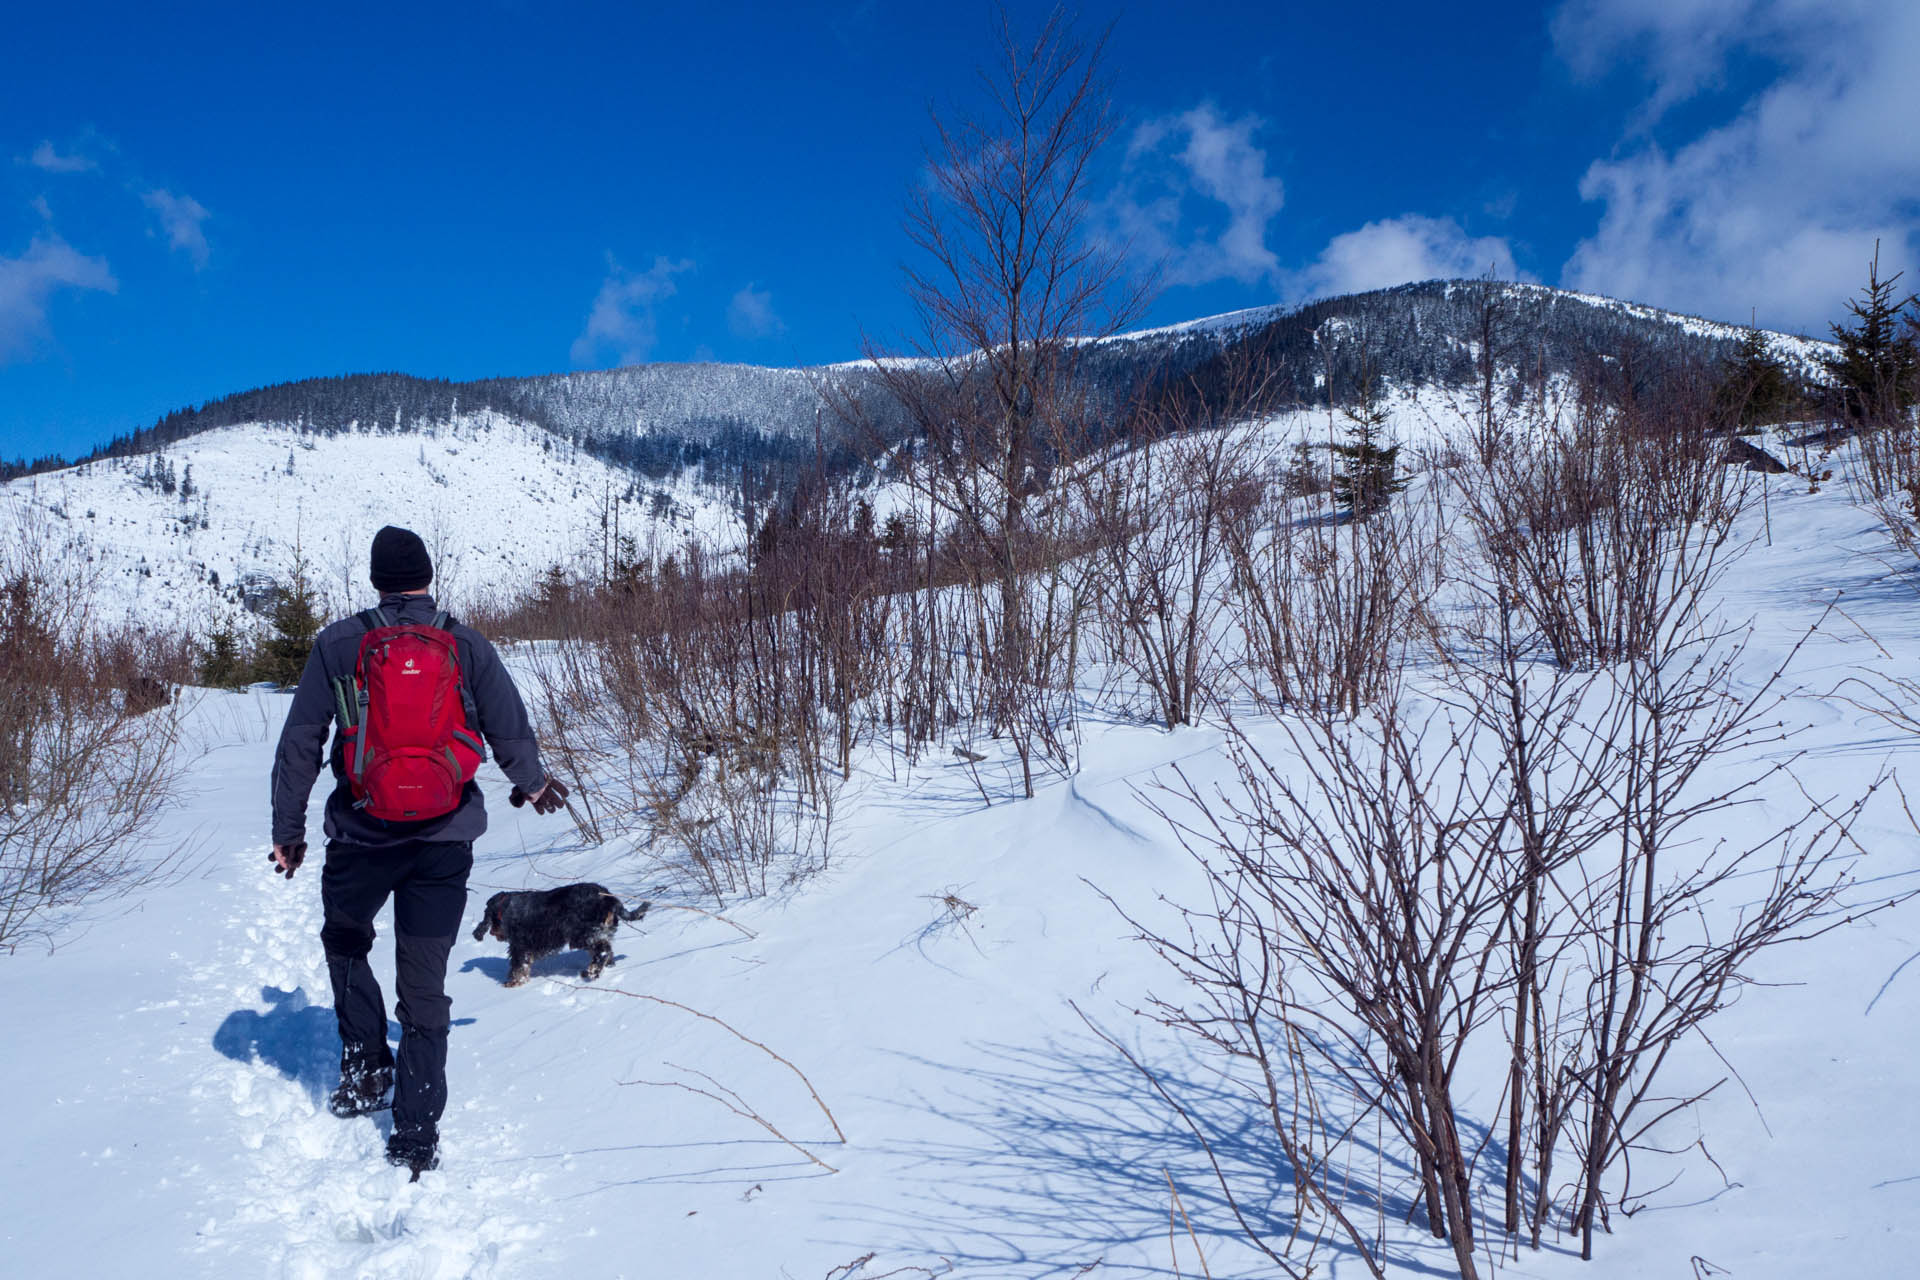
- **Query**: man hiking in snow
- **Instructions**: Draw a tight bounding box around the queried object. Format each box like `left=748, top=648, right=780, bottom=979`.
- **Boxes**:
left=267, top=525, right=569, bottom=1177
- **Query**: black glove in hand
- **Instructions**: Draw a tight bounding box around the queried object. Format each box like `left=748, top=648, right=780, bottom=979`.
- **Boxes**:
left=510, top=777, right=570, bottom=815
left=270, top=841, right=307, bottom=878
left=532, top=777, right=570, bottom=814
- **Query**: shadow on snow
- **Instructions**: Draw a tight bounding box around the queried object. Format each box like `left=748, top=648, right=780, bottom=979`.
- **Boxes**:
left=211, top=984, right=473, bottom=1101
left=831, top=1027, right=1480, bottom=1279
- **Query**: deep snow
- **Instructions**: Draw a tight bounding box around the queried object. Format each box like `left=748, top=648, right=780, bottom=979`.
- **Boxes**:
left=2, top=444, right=1917, bottom=1279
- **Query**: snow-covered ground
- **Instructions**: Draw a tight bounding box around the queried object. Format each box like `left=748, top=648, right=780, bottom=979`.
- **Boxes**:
left=2, top=442, right=1917, bottom=1279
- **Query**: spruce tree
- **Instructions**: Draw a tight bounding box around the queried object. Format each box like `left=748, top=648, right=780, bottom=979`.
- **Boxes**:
left=1331, top=368, right=1409, bottom=518
left=881, top=512, right=911, bottom=558
left=1824, top=242, right=1919, bottom=423
left=1716, top=325, right=1797, bottom=429
left=251, top=557, right=324, bottom=687
left=1282, top=440, right=1325, bottom=498
left=532, top=565, right=573, bottom=616
left=197, top=628, right=250, bottom=690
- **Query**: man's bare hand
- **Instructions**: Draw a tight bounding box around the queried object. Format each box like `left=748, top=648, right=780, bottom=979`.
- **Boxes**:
left=270, top=842, right=307, bottom=878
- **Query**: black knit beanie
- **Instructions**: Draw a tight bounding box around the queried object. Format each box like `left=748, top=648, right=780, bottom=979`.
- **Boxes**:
left=369, top=526, right=434, bottom=593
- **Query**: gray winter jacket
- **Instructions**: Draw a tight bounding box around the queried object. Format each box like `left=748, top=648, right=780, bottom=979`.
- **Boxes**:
left=269, top=592, right=547, bottom=848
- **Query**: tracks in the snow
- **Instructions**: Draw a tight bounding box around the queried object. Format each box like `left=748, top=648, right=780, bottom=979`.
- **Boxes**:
left=183, top=845, right=540, bottom=1279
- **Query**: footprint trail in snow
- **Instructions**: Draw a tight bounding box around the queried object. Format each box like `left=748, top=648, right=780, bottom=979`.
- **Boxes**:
left=187, top=845, right=541, bottom=1278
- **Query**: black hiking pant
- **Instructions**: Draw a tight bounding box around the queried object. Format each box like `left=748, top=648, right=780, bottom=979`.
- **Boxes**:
left=319, top=838, right=473, bottom=1142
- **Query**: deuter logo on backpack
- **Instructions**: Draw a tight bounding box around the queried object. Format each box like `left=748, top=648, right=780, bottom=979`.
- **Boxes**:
left=330, top=609, right=485, bottom=821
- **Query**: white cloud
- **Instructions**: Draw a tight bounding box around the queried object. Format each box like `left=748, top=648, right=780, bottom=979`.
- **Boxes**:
left=1553, top=0, right=1766, bottom=123
left=571, top=255, right=694, bottom=366
left=141, top=188, right=211, bottom=269
left=1555, top=0, right=1920, bottom=331
left=727, top=283, right=785, bottom=340
left=1104, top=104, right=1285, bottom=288
left=1104, top=104, right=1520, bottom=303
left=0, top=234, right=117, bottom=362
left=26, top=140, right=96, bottom=174
left=1294, top=215, right=1524, bottom=301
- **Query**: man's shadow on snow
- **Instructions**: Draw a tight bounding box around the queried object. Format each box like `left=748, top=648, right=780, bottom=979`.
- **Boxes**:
left=212, top=985, right=474, bottom=1102
left=211, top=986, right=343, bottom=1099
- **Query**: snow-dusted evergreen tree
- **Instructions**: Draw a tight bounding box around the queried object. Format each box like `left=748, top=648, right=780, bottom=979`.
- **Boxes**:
left=252, top=553, right=324, bottom=688
left=1330, top=368, right=1408, bottom=518
left=1717, top=325, right=1798, bottom=428
left=1825, top=243, right=1918, bottom=423
left=197, top=628, right=249, bottom=690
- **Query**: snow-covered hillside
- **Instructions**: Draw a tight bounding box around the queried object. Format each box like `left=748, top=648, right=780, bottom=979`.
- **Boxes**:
left=0, top=411, right=741, bottom=633
left=0, top=372, right=1487, bottom=637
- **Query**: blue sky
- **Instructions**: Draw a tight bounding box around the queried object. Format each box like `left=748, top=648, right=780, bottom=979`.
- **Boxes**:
left=4, top=1, right=1916, bottom=462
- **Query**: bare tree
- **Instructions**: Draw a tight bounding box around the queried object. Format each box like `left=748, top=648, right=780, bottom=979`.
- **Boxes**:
left=1464, top=273, right=1542, bottom=467
left=421, top=502, right=467, bottom=609
left=862, top=7, right=1147, bottom=795
left=327, top=522, right=359, bottom=618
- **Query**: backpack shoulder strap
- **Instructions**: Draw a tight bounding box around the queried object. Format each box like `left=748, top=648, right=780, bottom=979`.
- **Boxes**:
left=357, top=607, right=392, bottom=633
left=429, top=610, right=451, bottom=631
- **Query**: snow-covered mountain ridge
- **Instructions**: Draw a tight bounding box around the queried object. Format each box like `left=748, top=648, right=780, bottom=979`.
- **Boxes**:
left=14, top=279, right=1830, bottom=479
left=2, top=280, right=1834, bottom=635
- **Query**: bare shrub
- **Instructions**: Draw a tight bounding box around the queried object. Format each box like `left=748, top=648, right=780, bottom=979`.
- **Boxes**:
left=1134, top=370, right=1885, bottom=1266
left=1069, top=358, right=1275, bottom=728
left=1220, top=467, right=1444, bottom=718
left=1106, top=350, right=1908, bottom=1268
left=1835, top=628, right=1920, bottom=848
left=1551, top=618, right=1896, bottom=1256
left=649, top=752, right=835, bottom=901
left=1138, top=699, right=1517, bottom=1279
left=0, top=506, right=191, bottom=950
left=523, top=493, right=891, bottom=899
left=1448, top=388, right=1753, bottom=670
left=1850, top=414, right=1920, bottom=563
left=1132, top=572, right=1896, bottom=1274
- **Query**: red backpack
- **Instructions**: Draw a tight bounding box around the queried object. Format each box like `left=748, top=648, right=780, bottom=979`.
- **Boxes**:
left=329, top=608, right=484, bottom=822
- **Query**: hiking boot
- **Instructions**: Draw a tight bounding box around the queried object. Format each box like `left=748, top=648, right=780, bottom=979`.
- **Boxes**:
left=386, top=1129, right=439, bottom=1181
left=327, top=1045, right=393, bottom=1118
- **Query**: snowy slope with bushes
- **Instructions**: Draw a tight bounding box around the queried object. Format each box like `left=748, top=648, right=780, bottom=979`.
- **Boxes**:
left=1, top=428, right=1916, bottom=1278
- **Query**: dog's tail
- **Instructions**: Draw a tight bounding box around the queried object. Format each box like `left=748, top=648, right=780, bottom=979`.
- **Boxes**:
left=614, top=898, right=650, bottom=924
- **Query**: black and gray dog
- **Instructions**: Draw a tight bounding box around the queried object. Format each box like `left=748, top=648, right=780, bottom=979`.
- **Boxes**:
left=471, top=884, right=650, bottom=986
